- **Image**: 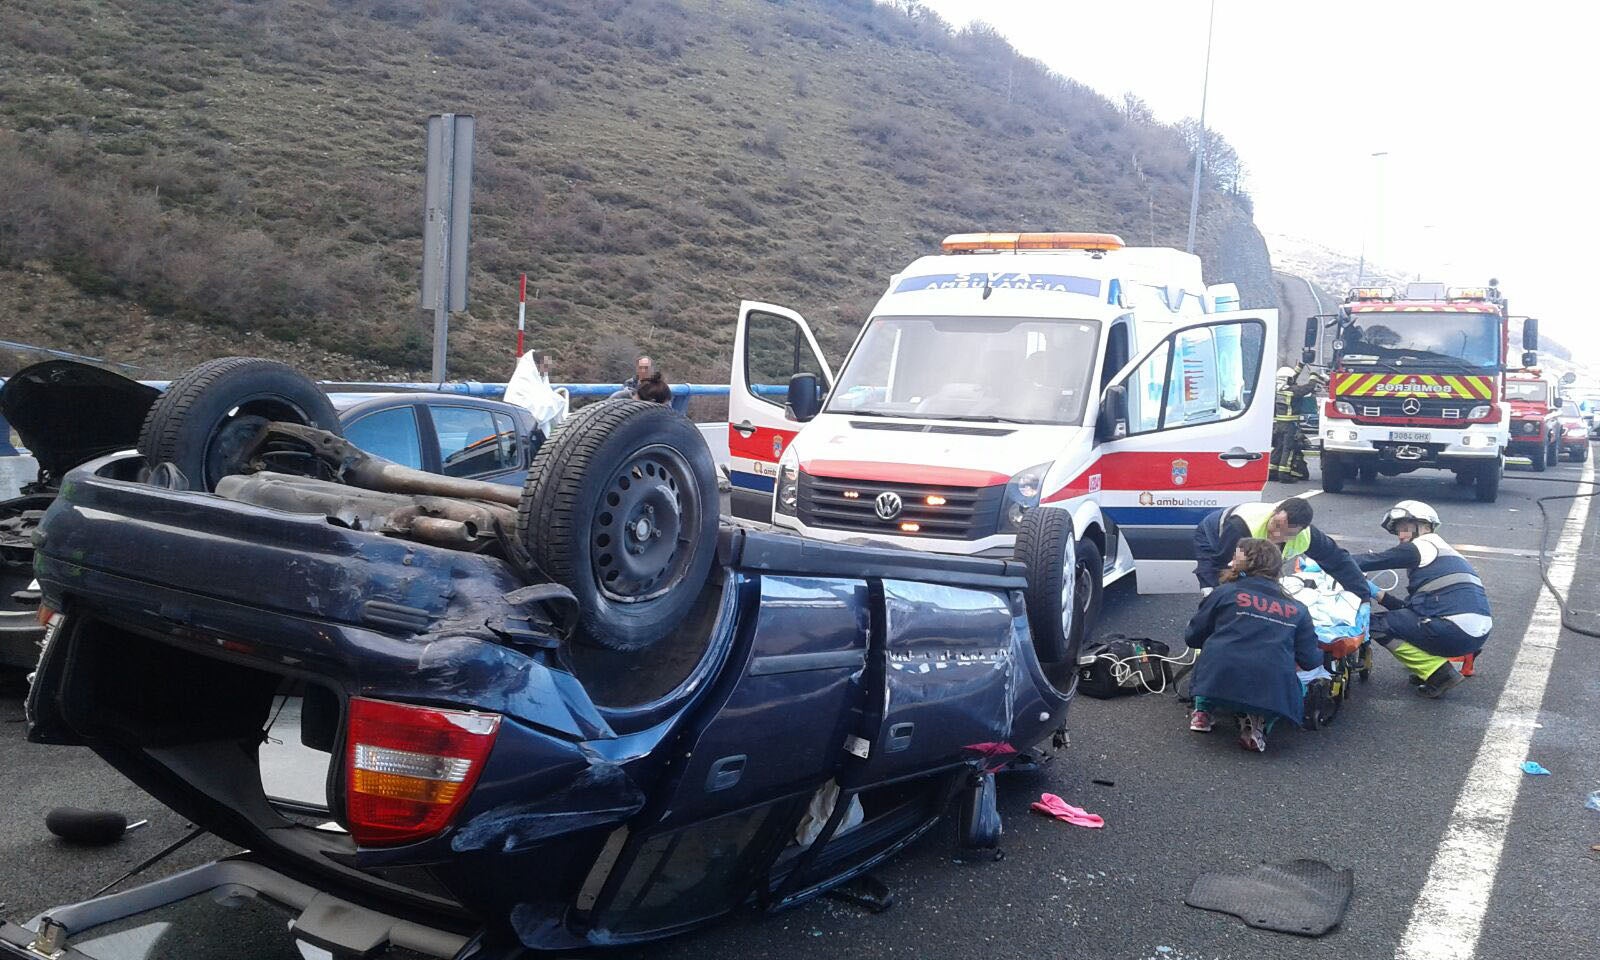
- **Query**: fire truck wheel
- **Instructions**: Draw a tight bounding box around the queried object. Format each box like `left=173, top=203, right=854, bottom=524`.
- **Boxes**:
left=1015, top=507, right=1101, bottom=676
left=1357, top=462, right=1378, bottom=484
left=1474, top=458, right=1502, bottom=503
left=137, top=357, right=342, bottom=492
left=1320, top=453, right=1348, bottom=494
left=517, top=398, right=719, bottom=652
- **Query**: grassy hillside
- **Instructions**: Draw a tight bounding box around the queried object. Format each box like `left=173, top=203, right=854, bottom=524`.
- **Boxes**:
left=0, top=0, right=1265, bottom=382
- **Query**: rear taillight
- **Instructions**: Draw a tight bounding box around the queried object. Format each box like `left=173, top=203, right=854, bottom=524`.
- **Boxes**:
left=344, top=697, right=500, bottom=847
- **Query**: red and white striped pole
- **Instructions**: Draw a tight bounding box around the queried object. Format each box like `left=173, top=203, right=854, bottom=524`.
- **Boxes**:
left=516, top=273, right=527, bottom=358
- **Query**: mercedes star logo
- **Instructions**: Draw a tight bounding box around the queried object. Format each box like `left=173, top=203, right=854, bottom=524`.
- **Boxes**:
left=1402, top=398, right=1423, bottom=416
left=874, top=491, right=903, bottom=521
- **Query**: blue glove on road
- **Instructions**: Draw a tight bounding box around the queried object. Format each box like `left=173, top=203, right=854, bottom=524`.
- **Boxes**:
left=1368, top=581, right=1383, bottom=598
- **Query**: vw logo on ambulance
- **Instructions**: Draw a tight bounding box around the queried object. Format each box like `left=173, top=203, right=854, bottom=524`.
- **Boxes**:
left=874, top=491, right=903, bottom=521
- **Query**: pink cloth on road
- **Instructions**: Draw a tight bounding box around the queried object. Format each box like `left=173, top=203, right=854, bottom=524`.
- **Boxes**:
left=1030, top=793, right=1105, bottom=828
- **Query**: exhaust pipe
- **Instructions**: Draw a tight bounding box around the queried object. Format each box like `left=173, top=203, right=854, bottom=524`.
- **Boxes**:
left=259, top=422, right=523, bottom=506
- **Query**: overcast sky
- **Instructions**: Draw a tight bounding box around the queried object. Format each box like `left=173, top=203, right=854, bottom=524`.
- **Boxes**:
left=917, top=1, right=1598, bottom=353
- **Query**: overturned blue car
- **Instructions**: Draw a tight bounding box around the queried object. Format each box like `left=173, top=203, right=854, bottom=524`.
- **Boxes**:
left=5, top=358, right=1080, bottom=959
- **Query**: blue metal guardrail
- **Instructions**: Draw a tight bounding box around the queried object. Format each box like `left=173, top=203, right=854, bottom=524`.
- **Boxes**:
left=0, top=378, right=785, bottom=457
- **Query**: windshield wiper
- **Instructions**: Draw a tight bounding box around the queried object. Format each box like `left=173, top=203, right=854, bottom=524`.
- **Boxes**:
left=1338, top=356, right=1407, bottom=374
left=912, top=413, right=1039, bottom=424
left=1393, top=351, right=1489, bottom=371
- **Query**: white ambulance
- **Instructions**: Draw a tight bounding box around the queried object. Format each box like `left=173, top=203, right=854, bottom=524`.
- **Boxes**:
left=727, top=232, right=1277, bottom=664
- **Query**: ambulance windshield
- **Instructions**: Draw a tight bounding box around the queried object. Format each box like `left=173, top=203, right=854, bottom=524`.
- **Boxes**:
left=1338, top=312, right=1499, bottom=370
left=826, top=316, right=1101, bottom=425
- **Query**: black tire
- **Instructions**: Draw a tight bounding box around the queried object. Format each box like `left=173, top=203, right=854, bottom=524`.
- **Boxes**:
left=1014, top=508, right=1102, bottom=680
left=137, top=357, right=341, bottom=491
left=517, top=399, right=718, bottom=652
left=1531, top=437, right=1547, bottom=472
left=1321, top=453, right=1347, bottom=494
left=1576, top=443, right=1590, bottom=464
left=1475, top=457, right=1502, bottom=503
left=1454, top=472, right=1475, bottom=486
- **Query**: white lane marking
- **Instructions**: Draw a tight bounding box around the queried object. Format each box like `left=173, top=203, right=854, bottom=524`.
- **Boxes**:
left=1340, top=536, right=1539, bottom=561
left=1395, top=457, right=1594, bottom=960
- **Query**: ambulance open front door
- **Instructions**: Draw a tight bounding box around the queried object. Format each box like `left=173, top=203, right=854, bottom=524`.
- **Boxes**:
left=728, top=301, right=834, bottom=521
left=1083, top=311, right=1276, bottom=592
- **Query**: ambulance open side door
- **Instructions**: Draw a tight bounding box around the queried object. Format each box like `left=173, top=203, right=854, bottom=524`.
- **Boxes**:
left=727, top=301, right=834, bottom=521
left=1082, top=311, right=1276, bottom=592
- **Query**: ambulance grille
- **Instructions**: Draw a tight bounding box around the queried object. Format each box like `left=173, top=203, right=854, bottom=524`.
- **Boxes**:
left=797, top=472, right=1004, bottom=540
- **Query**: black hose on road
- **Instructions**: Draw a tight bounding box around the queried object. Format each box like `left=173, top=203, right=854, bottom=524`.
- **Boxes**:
left=1517, top=474, right=1600, bottom=638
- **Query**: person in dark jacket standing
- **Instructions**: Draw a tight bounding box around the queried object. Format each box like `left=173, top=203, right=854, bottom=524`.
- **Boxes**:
left=1357, top=500, right=1491, bottom=698
left=1185, top=538, right=1321, bottom=753
left=1193, top=498, right=1368, bottom=600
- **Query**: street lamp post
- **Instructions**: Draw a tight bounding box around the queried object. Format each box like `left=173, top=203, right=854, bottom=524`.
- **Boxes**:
left=1355, top=150, right=1387, bottom=284
left=1184, top=0, right=1217, bottom=255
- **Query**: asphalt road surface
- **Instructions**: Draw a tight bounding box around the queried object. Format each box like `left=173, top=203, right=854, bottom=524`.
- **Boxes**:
left=3, top=452, right=1597, bottom=959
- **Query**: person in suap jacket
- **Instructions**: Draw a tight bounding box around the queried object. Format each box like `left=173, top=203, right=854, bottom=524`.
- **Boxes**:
left=1193, top=498, right=1369, bottom=600
left=1356, top=500, right=1491, bottom=698
left=1185, top=538, right=1321, bottom=752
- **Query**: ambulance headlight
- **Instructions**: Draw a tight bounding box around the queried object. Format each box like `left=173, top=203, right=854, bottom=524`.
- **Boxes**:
left=1000, top=462, right=1052, bottom=533
left=775, top=463, right=799, bottom=516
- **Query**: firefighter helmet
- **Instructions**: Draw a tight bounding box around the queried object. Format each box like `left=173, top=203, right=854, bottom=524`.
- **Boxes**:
left=1382, top=500, right=1442, bottom=534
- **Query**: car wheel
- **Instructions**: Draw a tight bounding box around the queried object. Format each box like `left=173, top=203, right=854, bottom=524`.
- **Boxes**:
left=1475, top=456, right=1502, bottom=503
left=1015, top=508, right=1102, bottom=686
left=1321, top=453, right=1347, bottom=493
left=517, top=399, right=718, bottom=652
left=137, top=357, right=342, bottom=491
left=1531, top=438, right=1547, bottom=472
left=1576, top=442, right=1590, bottom=464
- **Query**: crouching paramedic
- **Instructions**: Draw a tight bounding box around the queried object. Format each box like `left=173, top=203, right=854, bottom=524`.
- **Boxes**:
left=1194, top=498, right=1369, bottom=600
left=1184, top=538, right=1321, bottom=753
left=1358, top=500, right=1491, bottom=699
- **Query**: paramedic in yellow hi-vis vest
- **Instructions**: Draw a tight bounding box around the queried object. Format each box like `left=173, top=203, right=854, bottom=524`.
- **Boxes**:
left=1193, top=498, right=1370, bottom=600
left=1269, top=364, right=1319, bottom=483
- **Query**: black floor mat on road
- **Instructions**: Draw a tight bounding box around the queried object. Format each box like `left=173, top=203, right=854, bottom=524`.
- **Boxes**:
left=1184, top=859, right=1353, bottom=936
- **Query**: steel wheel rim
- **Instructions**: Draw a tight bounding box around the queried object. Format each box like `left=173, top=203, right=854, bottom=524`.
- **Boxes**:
left=1058, top=534, right=1077, bottom=639
left=591, top=443, right=701, bottom=603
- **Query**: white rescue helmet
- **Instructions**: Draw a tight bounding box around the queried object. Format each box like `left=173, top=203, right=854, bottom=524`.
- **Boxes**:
left=1276, top=366, right=1298, bottom=381
left=1382, top=500, right=1442, bottom=534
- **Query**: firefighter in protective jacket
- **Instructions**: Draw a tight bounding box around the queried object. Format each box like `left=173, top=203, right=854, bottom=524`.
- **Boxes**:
left=1270, top=364, right=1318, bottom=482
left=1357, top=500, right=1491, bottom=698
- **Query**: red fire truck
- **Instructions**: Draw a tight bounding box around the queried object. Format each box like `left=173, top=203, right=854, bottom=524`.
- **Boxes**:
left=1304, top=282, right=1536, bottom=503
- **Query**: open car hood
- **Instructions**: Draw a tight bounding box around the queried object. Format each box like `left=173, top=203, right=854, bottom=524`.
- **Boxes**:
left=0, top=361, right=160, bottom=481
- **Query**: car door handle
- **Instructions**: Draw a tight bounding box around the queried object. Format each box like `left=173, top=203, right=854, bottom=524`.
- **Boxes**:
left=706, top=755, right=747, bottom=792
left=734, top=420, right=757, bottom=438
left=886, top=722, right=915, bottom=754
left=1218, top=451, right=1263, bottom=462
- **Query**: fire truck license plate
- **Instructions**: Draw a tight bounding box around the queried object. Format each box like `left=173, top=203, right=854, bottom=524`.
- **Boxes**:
left=1389, top=431, right=1430, bottom=442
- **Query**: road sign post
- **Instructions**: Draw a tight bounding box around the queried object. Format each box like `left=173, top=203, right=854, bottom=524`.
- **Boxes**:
left=421, top=113, right=475, bottom=383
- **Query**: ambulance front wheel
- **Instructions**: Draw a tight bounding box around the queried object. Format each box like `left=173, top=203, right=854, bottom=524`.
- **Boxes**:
left=1015, top=508, right=1102, bottom=675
